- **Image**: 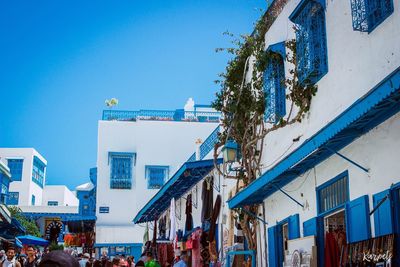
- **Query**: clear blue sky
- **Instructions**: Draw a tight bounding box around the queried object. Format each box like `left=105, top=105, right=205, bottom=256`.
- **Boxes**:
left=0, top=0, right=265, bottom=189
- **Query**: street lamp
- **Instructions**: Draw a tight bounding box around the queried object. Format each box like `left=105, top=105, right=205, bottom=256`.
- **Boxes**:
left=222, top=140, right=238, bottom=163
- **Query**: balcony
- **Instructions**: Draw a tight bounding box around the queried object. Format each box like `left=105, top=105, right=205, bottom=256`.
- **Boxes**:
left=102, top=109, right=221, bottom=123
left=110, top=178, right=132, bottom=189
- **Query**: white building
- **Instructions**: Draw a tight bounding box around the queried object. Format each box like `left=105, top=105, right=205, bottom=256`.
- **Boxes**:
left=224, top=0, right=400, bottom=266
left=42, top=185, right=79, bottom=207
left=95, top=99, right=220, bottom=259
left=0, top=148, right=47, bottom=206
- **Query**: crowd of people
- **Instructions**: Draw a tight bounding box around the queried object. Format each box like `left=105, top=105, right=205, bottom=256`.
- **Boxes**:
left=0, top=247, right=188, bottom=267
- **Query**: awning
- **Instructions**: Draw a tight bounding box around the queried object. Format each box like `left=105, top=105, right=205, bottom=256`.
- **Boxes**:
left=133, top=159, right=222, bottom=224
left=0, top=218, right=26, bottom=239
left=22, top=212, right=96, bottom=222
left=16, top=235, right=50, bottom=246
left=228, top=66, right=400, bottom=209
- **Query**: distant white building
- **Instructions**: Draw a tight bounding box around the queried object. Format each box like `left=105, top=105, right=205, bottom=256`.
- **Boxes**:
left=95, top=99, right=220, bottom=259
left=42, top=185, right=79, bottom=207
left=0, top=148, right=47, bottom=206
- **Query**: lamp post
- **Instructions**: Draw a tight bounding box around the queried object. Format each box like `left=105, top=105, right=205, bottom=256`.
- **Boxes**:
left=222, top=140, right=238, bottom=163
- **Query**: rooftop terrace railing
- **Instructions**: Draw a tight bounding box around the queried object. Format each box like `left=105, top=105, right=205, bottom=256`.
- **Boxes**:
left=187, top=126, right=220, bottom=162
left=102, top=109, right=221, bottom=122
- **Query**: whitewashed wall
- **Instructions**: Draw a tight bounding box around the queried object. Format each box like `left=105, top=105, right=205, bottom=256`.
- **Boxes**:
left=259, top=0, right=400, bottom=170
left=43, top=185, right=79, bottom=206
left=264, top=111, right=400, bottom=233
left=0, top=148, right=47, bottom=206
left=96, top=120, right=219, bottom=244
left=239, top=0, right=400, bottom=264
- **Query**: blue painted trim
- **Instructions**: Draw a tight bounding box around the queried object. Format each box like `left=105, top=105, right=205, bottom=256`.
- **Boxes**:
left=289, top=0, right=326, bottom=21
left=345, top=195, right=372, bottom=243
left=194, top=104, right=212, bottom=108
left=133, top=158, right=223, bottom=223
left=316, top=170, right=349, bottom=214
left=225, top=250, right=256, bottom=267
left=272, top=184, right=304, bottom=208
left=267, top=41, right=286, bottom=59
left=228, top=66, right=400, bottom=209
left=21, top=212, right=96, bottom=221
left=325, top=147, right=369, bottom=173
left=93, top=243, right=142, bottom=248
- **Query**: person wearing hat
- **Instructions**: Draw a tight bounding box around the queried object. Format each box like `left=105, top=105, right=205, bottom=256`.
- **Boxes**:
left=38, top=250, right=79, bottom=267
left=78, top=253, right=90, bottom=267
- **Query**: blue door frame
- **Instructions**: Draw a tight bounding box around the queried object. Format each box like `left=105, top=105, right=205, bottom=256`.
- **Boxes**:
left=225, top=250, right=256, bottom=267
left=391, top=183, right=400, bottom=266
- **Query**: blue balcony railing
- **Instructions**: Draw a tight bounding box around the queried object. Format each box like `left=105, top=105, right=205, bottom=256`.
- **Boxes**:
left=110, top=179, right=132, bottom=189
left=187, top=126, right=220, bottom=162
left=102, top=109, right=221, bottom=123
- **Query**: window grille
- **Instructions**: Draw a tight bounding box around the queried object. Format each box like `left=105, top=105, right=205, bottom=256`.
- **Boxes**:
left=291, top=0, right=328, bottom=85
left=110, top=153, right=134, bottom=189
left=317, top=173, right=349, bottom=214
left=146, top=166, right=169, bottom=189
left=264, top=52, right=286, bottom=123
left=7, top=192, right=19, bottom=205
left=7, top=159, right=23, bottom=181
left=32, top=157, right=45, bottom=188
left=48, top=201, right=58, bottom=206
left=350, top=0, right=393, bottom=33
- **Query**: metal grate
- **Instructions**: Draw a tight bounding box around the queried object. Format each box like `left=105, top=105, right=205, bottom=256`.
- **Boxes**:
left=7, top=159, right=23, bottom=181
left=350, top=0, right=394, bottom=32
left=318, top=175, right=349, bottom=213
left=146, top=166, right=169, bottom=189
left=264, top=53, right=286, bottom=123
left=293, top=0, right=328, bottom=85
left=32, top=157, right=45, bottom=188
left=110, top=155, right=133, bottom=189
left=102, top=109, right=221, bottom=122
left=7, top=192, right=19, bottom=205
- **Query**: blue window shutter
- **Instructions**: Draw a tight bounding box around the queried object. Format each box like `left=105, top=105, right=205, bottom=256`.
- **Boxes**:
left=373, top=189, right=393, bottom=236
left=345, top=195, right=371, bottom=243
left=303, top=217, right=317, bottom=237
left=268, top=226, right=278, bottom=267
left=288, top=214, right=300, bottom=239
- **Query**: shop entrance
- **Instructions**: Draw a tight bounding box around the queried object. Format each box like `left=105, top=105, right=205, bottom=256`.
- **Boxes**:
left=323, top=209, right=347, bottom=266
left=276, top=221, right=288, bottom=266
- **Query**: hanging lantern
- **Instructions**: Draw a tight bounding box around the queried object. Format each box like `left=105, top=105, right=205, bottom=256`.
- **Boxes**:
left=222, top=140, right=238, bottom=163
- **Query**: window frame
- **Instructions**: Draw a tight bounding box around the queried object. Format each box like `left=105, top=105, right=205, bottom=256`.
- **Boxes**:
left=145, top=165, right=169, bottom=189
left=263, top=48, right=287, bottom=123
left=289, top=0, right=328, bottom=85
left=316, top=170, right=350, bottom=216
left=48, top=201, right=59, bottom=206
left=7, top=192, right=19, bottom=205
left=350, top=0, right=394, bottom=33
left=7, top=159, right=24, bottom=181
left=108, top=152, right=136, bottom=190
left=32, top=156, right=45, bottom=188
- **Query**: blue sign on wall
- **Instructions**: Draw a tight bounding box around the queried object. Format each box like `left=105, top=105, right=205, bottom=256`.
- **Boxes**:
left=99, top=207, right=110, bottom=213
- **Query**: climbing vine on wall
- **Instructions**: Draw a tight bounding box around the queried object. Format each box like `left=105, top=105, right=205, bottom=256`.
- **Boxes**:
left=212, top=0, right=317, bottom=251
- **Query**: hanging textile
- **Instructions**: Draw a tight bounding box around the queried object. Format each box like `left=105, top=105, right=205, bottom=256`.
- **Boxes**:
left=159, top=216, right=167, bottom=239
left=192, top=229, right=202, bottom=267
left=185, top=194, right=194, bottom=234
left=201, top=177, right=214, bottom=222
left=144, top=223, right=149, bottom=244
left=209, top=195, right=221, bottom=263
left=325, top=232, right=340, bottom=267
left=170, top=198, right=176, bottom=241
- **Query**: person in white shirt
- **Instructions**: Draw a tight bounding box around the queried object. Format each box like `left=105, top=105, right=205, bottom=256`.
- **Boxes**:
left=1, top=247, right=21, bottom=267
